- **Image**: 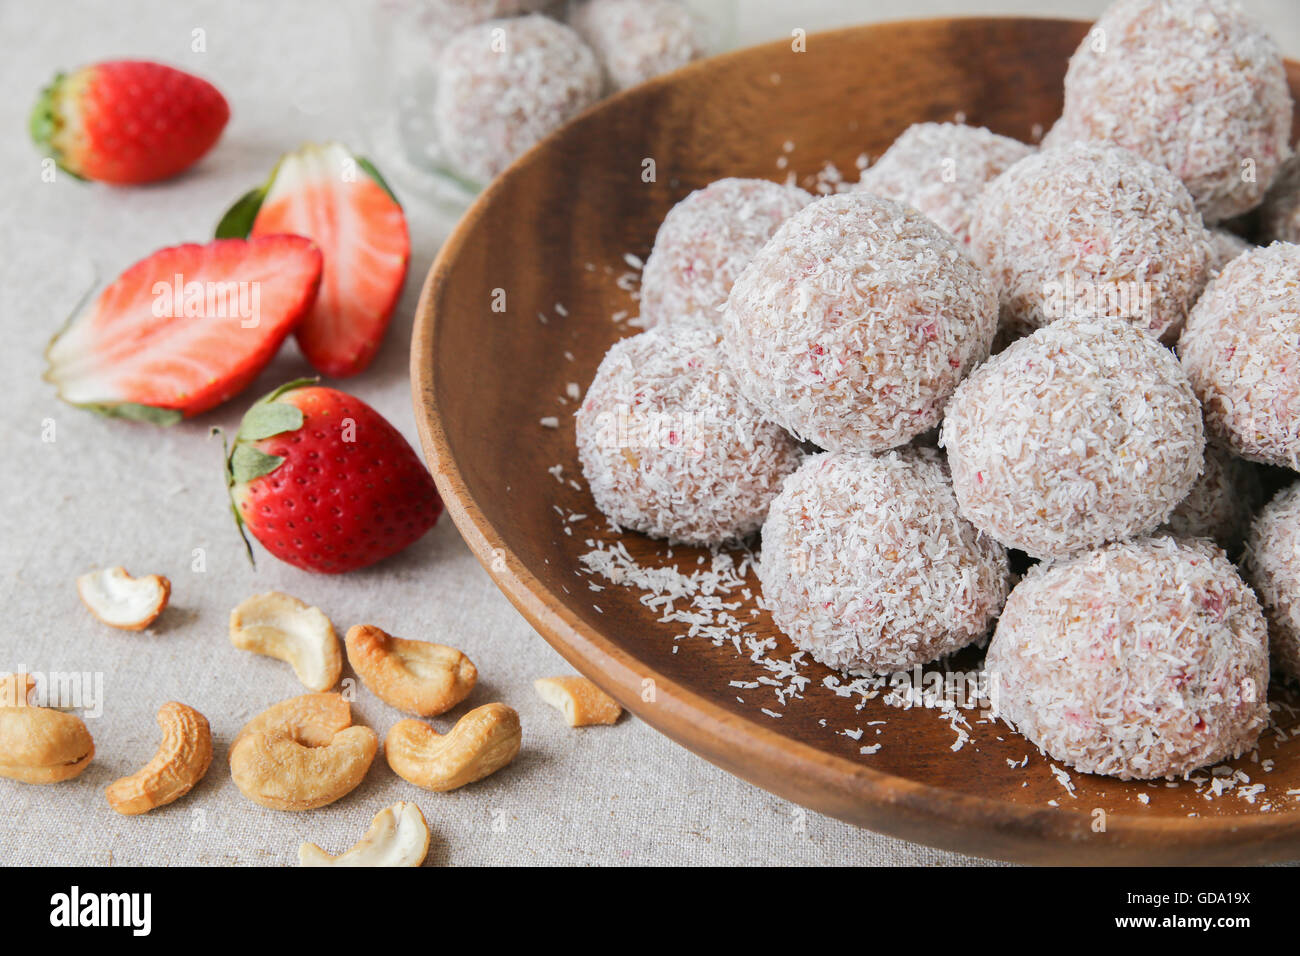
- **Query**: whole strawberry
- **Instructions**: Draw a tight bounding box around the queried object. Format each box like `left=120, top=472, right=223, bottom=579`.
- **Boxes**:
left=31, top=60, right=229, bottom=184
left=226, top=381, right=442, bottom=573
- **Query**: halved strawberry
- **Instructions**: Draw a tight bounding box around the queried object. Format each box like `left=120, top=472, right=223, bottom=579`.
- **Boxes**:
left=44, top=236, right=322, bottom=423
left=217, top=143, right=409, bottom=378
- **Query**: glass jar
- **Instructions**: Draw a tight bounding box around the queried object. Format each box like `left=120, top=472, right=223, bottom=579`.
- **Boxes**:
left=352, top=0, right=738, bottom=213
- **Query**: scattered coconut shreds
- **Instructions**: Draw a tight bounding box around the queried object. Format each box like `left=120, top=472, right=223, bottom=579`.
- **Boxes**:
left=1138, top=793, right=1150, bottom=805
left=860, top=744, right=882, bottom=755
left=1049, top=764, right=1078, bottom=799
left=539, top=417, right=559, bottom=429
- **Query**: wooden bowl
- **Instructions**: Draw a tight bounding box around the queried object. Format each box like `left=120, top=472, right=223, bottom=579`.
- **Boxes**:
left=412, top=17, right=1300, bottom=864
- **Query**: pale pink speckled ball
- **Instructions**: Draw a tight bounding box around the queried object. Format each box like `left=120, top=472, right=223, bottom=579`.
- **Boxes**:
left=1244, top=482, right=1300, bottom=683
left=570, top=0, right=703, bottom=91
left=986, top=536, right=1269, bottom=780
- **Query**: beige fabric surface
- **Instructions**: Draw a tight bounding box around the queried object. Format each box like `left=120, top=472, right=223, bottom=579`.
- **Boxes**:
left=2, top=0, right=1297, bottom=867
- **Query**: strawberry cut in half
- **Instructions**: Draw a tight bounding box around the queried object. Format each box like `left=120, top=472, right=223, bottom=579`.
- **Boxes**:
left=30, top=60, right=230, bottom=184
left=217, top=143, right=409, bottom=378
left=224, top=380, right=442, bottom=573
left=44, top=236, right=323, bottom=424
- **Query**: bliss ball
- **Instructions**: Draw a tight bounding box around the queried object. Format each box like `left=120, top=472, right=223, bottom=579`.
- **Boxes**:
left=575, top=326, right=802, bottom=546
left=426, top=0, right=552, bottom=33
left=1245, top=482, right=1300, bottom=682
left=1178, top=243, right=1300, bottom=469
left=1051, top=0, right=1292, bottom=223
left=758, top=449, right=1009, bottom=675
left=434, top=15, right=602, bottom=183
left=856, top=122, right=1034, bottom=244
left=1261, top=155, right=1300, bottom=244
left=724, top=193, right=997, bottom=453
left=970, top=141, right=1212, bottom=342
left=639, top=178, right=812, bottom=330
left=571, top=0, right=703, bottom=91
left=985, top=536, right=1269, bottom=779
left=941, top=314, right=1205, bottom=560
left=1160, top=444, right=1263, bottom=555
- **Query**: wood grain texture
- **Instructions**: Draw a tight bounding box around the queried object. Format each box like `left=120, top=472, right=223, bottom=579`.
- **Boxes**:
left=412, top=17, right=1300, bottom=864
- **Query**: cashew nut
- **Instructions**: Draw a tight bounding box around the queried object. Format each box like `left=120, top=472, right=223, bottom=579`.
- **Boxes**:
left=77, top=566, right=170, bottom=630
left=0, top=685, right=94, bottom=784
left=344, top=624, right=476, bottom=716
left=229, top=693, right=378, bottom=811
left=105, top=702, right=213, bottom=815
left=385, top=703, right=521, bottom=792
left=534, top=675, right=623, bottom=727
left=229, top=592, right=342, bottom=692
left=298, top=801, right=430, bottom=867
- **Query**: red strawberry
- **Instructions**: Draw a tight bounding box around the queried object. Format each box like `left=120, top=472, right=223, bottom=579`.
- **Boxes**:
left=44, top=236, right=322, bottom=423
left=30, top=60, right=230, bottom=184
left=217, top=143, right=409, bottom=378
left=225, top=381, right=442, bottom=573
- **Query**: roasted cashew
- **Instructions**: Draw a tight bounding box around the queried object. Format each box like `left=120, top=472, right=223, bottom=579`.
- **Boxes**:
left=0, top=685, right=94, bottom=783
left=534, top=676, right=623, bottom=727
left=344, top=624, right=476, bottom=716
left=105, top=702, right=213, bottom=815
left=230, top=693, right=377, bottom=811
left=385, top=703, right=521, bottom=792
left=229, top=592, right=342, bottom=692
left=298, top=801, right=430, bottom=867
left=77, top=567, right=170, bottom=630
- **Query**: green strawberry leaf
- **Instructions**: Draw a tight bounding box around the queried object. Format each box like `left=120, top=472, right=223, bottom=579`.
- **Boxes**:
left=77, top=401, right=184, bottom=426
left=215, top=185, right=267, bottom=239
left=230, top=445, right=285, bottom=485
left=237, top=402, right=303, bottom=442
left=357, top=156, right=401, bottom=207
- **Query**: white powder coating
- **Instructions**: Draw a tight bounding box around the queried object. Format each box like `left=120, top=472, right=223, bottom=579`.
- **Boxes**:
left=985, top=536, right=1270, bottom=780
left=969, top=141, right=1212, bottom=342
left=723, top=193, right=997, bottom=453
left=575, top=326, right=802, bottom=546
left=1244, top=482, right=1300, bottom=682
left=434, top=15, right=602, bottom=183
left=1160, top=443, right=1262, bottom=554
left=639, top=178, right=813, bottom=330
left=570, top=0, right=703, bottom=91
left=855, top=122, right=1034, bottom=245
left=1050, top=0, right=1292, bottom=224
left=1178, top=242, right=1300, bottom=469
left=757, top=449, right=1009, bottom=675
left=1207, top=228, right=1252, bottom=275
left=940, top=314, right=1206, bottom=560
left=1261, top=155, right=1300, bottom=244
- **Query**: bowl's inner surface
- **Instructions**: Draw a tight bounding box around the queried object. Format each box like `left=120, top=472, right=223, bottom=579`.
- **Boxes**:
left=425, top=17, right=1300, bottom=840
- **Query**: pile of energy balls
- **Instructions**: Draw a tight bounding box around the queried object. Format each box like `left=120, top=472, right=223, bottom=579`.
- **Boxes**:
left=575, top=0, right=1300, bottom=781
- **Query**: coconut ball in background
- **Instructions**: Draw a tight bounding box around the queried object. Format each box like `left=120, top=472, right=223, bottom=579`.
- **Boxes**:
left=1261, top=155, right=1300, bottom=244
left=1048, top=0, right=1292, bottom=224
left=571, top=0, right=703, bottom=91
left=758, top=449, right=1009, bottom=675
left=724, top=193, right=997, bottom=453
left=1245, top=482, right=1300, bottom=683
left=969, top=142, right=1212, bottom=343
left=433, top=15, right=602, bottom=183
left=575, top=325, right=802, bottom=546
left=426, top=0, right=553, bottom=32
left=1160, top=443, right=1263, bottom=555
left=638, top=178, right=813, bottom=330
left=1178, top=243, right=1300, bottom=470
left=941, top=314, right=1205, bottom=560
left=1206, top=228, right=1253, bottom=276
left=856, top=122, right=1035, bottom=245
left=985, top=536, right=1269, bottom=780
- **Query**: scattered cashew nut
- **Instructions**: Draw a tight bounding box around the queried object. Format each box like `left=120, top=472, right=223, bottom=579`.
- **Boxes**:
left=229, top=592, right=342, bottom=692
left=77, top=567, right=170, bottom=630
left=105, top=702, right=213, bottom=815
left=345, top=624, right=476, bottom=716
left=386, top=702, right=521, bottom=792
left=298, top=801, right=430, bottom=867
left=229, top=693, right=378, bottom=811
left=534, top=676, right=623, bottom=727
left=0, top=678, right=94, bottom=783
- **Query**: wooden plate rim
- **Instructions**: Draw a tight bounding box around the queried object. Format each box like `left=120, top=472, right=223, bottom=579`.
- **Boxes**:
left=410, top=17, right=1300, bottom=864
